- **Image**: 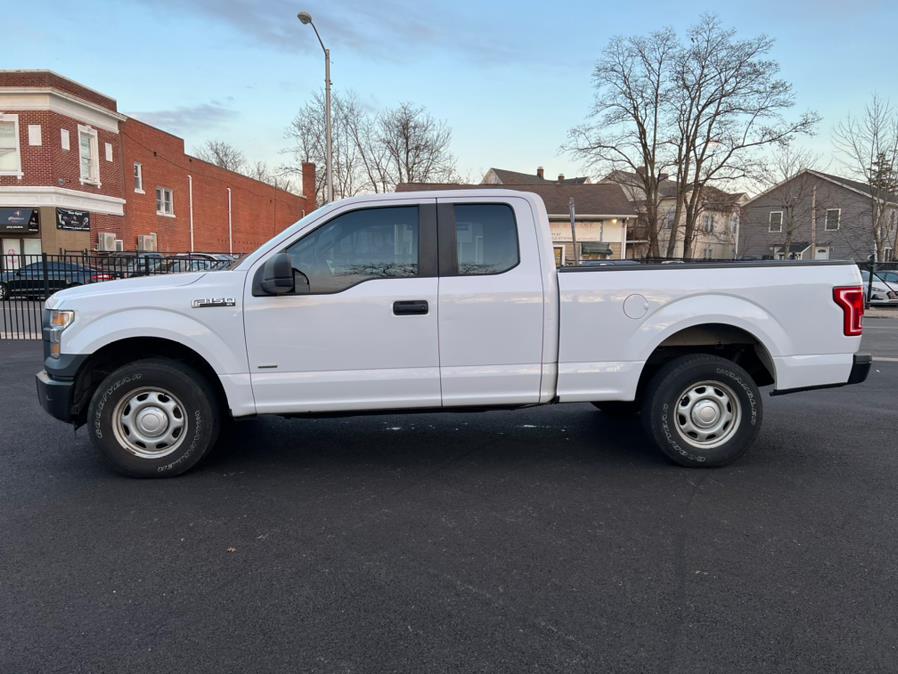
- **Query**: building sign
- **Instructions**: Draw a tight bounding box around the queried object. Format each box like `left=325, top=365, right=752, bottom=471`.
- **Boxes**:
left=57, top=208, right=91, bottom=231
left=0, top=208, right=40, bottom=234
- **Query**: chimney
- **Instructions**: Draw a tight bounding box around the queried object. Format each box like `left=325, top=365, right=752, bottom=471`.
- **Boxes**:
left=536, top=166, right=544, bottom=180
left=301, top=162, right=317, bottom=207
left=557, top=174, right=565, bottom=182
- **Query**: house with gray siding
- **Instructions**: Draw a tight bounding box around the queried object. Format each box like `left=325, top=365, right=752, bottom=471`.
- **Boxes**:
left=740, top=170, right=898, bottom=261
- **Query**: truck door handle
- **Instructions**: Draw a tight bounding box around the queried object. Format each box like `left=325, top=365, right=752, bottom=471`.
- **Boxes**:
left=393, top=300, right=429, bottom=316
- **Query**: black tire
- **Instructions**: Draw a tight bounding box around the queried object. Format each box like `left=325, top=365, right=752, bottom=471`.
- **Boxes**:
left=87, top=358, right=221, bottom=477
left=641, top=354, right=762, bottom=468
left=590, top=401, right=640, bottom=416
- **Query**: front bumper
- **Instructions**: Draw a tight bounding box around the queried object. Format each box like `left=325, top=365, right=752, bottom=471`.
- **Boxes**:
left=35, top=370, right=76, bottom=423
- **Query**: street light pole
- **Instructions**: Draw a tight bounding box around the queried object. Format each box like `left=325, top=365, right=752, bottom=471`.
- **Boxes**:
left=298, top=11, right=333, bottom=204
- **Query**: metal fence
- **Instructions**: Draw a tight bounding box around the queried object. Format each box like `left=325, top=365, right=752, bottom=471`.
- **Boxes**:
left=0, top=252, right=237, bottom=340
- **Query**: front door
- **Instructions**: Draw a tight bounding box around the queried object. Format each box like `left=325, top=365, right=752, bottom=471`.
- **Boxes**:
left=244, top=201, right=441, bottom=414
left=436, top=197, right=546, bottom=406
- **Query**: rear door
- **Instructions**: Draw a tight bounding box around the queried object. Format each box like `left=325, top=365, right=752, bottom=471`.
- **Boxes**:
left=436, top=197, right=546, bottom=405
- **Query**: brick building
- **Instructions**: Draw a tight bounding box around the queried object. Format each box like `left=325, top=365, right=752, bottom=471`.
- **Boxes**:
left=0, top=70, right=315, bottom=258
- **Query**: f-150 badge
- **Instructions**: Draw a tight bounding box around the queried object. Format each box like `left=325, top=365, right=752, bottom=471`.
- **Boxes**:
left=191, top=298, right=236, bottom=308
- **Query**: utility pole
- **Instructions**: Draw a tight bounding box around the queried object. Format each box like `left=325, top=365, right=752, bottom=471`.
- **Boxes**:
left=569, top=197, right=580, bottom=265
left=810, top=184, right=817, bottom=259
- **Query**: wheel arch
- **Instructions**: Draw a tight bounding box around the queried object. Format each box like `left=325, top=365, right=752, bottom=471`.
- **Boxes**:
left=70, top=336, right=231, bottom=425
left=634, top=322, right=777, bottom=402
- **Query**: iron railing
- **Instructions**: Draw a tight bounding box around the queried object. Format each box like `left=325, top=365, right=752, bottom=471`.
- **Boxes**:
left=0, top=252, right=239, bottom=340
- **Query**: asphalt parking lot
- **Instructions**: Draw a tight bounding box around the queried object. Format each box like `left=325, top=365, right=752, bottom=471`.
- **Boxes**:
left=2, top=322, right=897, bottom=672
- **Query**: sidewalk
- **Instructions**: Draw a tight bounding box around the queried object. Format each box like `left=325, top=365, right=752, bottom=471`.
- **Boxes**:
left=866, top=306, right=898, bottom=319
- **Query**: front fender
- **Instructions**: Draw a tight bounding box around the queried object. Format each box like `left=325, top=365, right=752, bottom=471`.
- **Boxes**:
left=64, top=307, right=247, bottom=375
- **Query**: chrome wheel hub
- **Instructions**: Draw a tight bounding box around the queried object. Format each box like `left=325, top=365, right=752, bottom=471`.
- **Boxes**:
left=674, top=380, right=741, bottom=449
left=112, top=388, right=187, bottom=459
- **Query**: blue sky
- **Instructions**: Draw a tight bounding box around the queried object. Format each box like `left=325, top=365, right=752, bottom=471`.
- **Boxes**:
left=8, top=0, right=898, bottom=181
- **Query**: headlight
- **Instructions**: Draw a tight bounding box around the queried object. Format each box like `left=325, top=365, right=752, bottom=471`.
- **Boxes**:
left=49, top=310, right=75, bottom=329
left=47, top=310, right=75, bottom=358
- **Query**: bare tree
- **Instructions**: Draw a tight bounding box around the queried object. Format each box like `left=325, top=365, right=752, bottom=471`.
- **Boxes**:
left=194, top=140, right=246, bottom=173
left=567, top=29, right=678, bottom=257
left=669, top=15, right=819, bottom=257
left=377, top=103, right=457, bottom=185
left=282, top=93, right=458, bottom=203
left=834, top=94, right=898, bottom=260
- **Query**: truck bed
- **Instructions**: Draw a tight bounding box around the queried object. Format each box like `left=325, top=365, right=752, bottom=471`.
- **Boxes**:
left=554, top=260, right=863, bottom=402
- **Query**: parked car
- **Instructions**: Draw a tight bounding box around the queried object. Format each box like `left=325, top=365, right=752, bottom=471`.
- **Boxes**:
left=37, top=190, right=869, bottom=477
left=860, top=270, right=898, bottom=305
left=96, top=253, right=164, bottom=278
left=160, top=254, right=233, bottom=273
left=0, top=261, right=113, bottom=300
left=876, top=269, right=898, bottom=284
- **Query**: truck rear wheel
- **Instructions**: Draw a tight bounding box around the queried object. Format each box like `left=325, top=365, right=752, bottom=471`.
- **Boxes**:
left=641, top=354, right=762, bottom=467
left=87, top=358, right=220, bottom=477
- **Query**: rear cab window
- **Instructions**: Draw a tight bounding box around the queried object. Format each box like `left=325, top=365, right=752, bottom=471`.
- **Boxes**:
left=445, top=203, right=519, bottom=276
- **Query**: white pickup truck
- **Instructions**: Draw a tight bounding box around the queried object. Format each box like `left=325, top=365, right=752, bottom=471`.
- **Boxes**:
left=36, top=190, right=870, bottom=477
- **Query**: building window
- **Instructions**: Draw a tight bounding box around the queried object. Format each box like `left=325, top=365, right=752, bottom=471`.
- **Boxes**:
left=883, top=247, right=894, bottom=262
left=0, top=114, right=22, bottom=177
left=768, top=211, right=783, bottom=232
left=825, top=208, right=841, bottom=231
left=60, top=128, right=70, bottom=151
left=703, top=213, right=714, bottom=233
left=78, top=125, right=99, bottom=185
left=134, top=162, right=144, bottom=193
left=156, top=187, right=174, bottom=216
left=27, top=124, right=42, bottom=146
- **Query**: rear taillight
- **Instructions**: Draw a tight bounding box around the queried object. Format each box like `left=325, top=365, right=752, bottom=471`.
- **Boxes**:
left=833, top=286, right=864, bottom=336
left=90, top=273, right=114, bottom=283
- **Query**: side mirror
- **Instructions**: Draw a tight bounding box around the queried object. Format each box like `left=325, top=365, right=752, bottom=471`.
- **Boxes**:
left=259, top=253, right=295, bottom=295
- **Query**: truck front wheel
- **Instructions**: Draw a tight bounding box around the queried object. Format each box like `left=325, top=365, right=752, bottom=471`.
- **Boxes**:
left=641, top=354, right=762, bottom=467
left=87, top=358, right=221, bottom=477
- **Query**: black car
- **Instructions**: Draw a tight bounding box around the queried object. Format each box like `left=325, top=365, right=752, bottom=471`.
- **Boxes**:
left=0, top=261, right=112, bottom=300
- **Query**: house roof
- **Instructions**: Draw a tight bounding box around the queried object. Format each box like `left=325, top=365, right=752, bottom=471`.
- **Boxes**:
left=487, top=168, right=589, bottom=185
left=810, top=170, right=898, bottom=203
left=744, top=169, right=898, bottom=207
left=604, top=170, right=744, bottom=207
left=394, top=182, right=637, bottom=217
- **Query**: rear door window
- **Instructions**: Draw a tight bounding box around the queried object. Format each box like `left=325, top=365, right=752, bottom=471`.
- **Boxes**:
left=452, top=204, right=519, bottom=275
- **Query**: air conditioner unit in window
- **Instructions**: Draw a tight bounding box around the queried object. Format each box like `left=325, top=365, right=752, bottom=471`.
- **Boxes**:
left=98, top=232, right=117, bottom=252
left=114, top=239, right=124, bottom=252
left=137, top=235, right=158, bottom=252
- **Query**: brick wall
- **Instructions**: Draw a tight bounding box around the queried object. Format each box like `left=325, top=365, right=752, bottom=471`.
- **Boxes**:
left=0, top=70, right=117, bottom=111
left=0, top=110, right=124, bottom=203
left=120, top=118, right=314, bottom=253
left=2, top=70, right=316, bottom=254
